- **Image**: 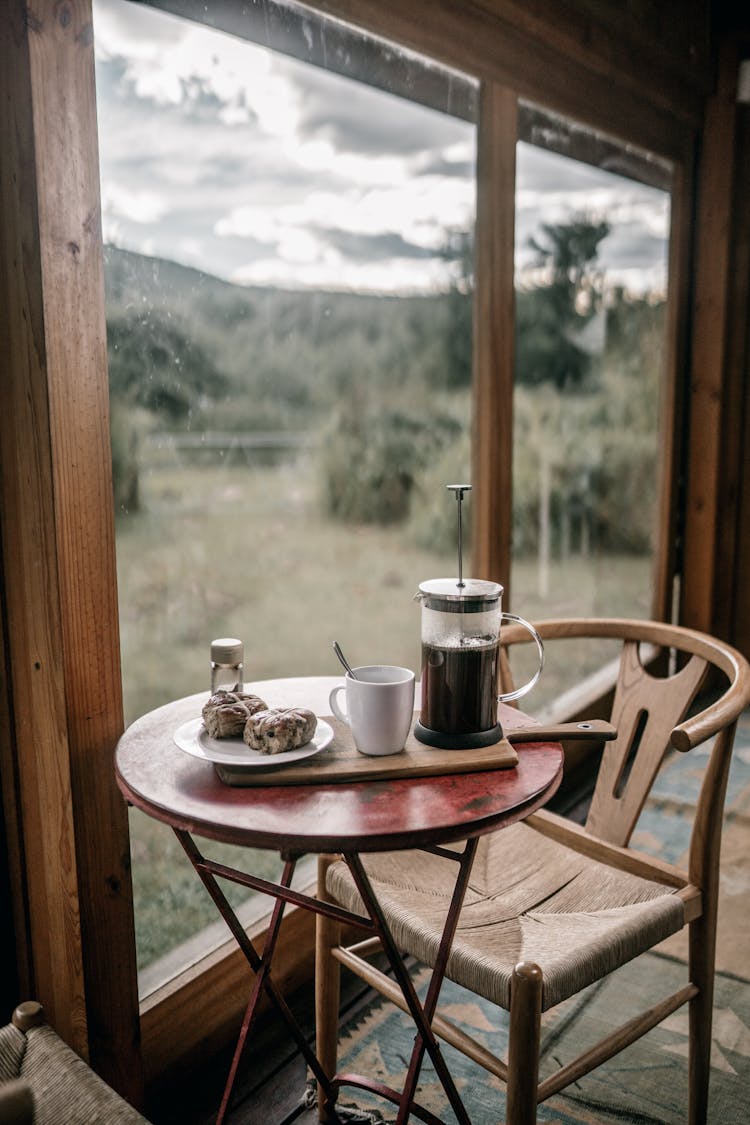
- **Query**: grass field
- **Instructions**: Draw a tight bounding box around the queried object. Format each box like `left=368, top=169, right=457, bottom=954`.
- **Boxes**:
left=116, top=457, right=652, bottom=977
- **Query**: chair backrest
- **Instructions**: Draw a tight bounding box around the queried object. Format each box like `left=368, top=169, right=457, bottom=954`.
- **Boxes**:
left=500, top=618, right=750, bottom=856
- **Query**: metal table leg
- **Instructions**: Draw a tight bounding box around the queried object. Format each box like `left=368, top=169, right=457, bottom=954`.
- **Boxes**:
left=332, top=838, right=480, bottom=1125
left=174, top=830, right=370, bottom=1123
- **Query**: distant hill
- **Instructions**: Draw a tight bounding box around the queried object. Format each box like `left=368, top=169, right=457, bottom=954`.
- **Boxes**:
left=102, top=244, right=445, bottom=339
left=102, top=245, right=466, bottom=419
left=103, top=244, right=243, bottom=310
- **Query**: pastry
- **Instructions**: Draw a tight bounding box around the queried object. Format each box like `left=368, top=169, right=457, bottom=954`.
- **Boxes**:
left=243, top=707, right=317, bottom=754
left=202, top=691, right=268, bottom=739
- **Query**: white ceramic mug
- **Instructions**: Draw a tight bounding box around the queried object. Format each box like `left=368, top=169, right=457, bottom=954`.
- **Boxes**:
left=329, top=665, right=415, bottom=756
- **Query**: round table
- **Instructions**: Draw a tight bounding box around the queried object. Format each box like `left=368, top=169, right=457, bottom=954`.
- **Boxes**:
left=115, top=677, right=564, bottom=854
left=115, top=677, right=564, bottom=1124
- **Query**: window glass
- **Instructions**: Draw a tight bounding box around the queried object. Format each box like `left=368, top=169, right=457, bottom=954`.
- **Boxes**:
left=510, top=121, right=672, bottom=708
left=93, top=0, right=476, bottom=991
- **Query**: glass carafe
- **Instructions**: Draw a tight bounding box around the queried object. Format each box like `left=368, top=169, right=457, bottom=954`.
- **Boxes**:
left=414, top=577, right=544, bottom=749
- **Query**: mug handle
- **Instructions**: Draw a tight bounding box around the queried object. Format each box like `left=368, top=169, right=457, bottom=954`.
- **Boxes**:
left=329, top=684, right=350, bottom=725
left=497, top=612, right=545, bottom=703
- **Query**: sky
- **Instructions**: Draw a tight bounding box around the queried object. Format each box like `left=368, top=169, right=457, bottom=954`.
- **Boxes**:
left=91, top=0, right=670, bottom=296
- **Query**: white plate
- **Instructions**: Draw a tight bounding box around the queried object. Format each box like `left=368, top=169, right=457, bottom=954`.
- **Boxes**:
left=174, top=716, right=334, bottom=768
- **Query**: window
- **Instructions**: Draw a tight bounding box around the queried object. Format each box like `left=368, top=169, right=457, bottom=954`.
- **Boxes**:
left=510, top=110, right=672, bottom=706
left=93, top=0, right=682, bottom=997
left=93, top=0, right=477, bottom=991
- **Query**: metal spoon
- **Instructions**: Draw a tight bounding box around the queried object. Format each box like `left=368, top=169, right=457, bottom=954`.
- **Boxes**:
left=333, top=640, right=358, bottom=679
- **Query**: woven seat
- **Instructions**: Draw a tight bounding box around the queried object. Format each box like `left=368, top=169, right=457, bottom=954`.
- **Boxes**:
left=315, top=618, right=750, bottom=1125
left=326, top=820, right=685, bottom=1011
left=0, top=1002, right=150, bottom=1125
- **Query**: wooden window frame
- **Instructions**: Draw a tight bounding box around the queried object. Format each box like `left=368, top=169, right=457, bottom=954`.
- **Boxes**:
left=1, top=0, right=709, bottom=1104
left=0, top=0, right=140, bottom=1102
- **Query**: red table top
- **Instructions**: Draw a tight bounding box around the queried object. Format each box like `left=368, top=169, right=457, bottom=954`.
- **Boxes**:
left=115, top=678, right=564, bottom=854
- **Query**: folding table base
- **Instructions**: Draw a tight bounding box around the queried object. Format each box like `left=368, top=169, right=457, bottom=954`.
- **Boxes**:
left=173, top=829, right=479, bottom=1125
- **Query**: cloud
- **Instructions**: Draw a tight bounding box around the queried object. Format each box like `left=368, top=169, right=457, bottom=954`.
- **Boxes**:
left=92, top=0, right=668, bottom=296
left=100, top=182, right=169, bottom=224
left=232, top=253, right=450, bottom=293
left=94, top=0, right=303, bottom=133
left=416, top=151, right=475, bottom=179
left=217, top=179, right=473, bottom=247
left=321, top=229, right=437, bottom=262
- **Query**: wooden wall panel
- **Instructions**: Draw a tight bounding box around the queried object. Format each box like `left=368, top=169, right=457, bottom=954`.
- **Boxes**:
left=472, top=0, right=711, bottom=114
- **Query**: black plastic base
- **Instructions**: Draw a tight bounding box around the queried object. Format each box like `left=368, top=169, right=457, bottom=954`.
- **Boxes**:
left=413, top=720, right=505, bottom=750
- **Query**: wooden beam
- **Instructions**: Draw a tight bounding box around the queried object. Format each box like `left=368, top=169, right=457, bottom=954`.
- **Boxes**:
left=308, top=0, right=700, bottom=158
left=0, top=0, right=87, bottom=1057
left=715, top=83, right=750, bottom=652
left=681, top=40, right=741, bottom=634
left=730, top=96, right=750, bottom=654
left=0, top=0, right=141, bottom=1103
left=650, top=138, right=697, bottom=623
left=146, top=1, right=712, bottom=132
left=471, top=0, right=711, bottom=118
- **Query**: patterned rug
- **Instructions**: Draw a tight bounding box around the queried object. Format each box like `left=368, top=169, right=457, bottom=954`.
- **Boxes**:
left=329, top=712, right=750, bottom=1124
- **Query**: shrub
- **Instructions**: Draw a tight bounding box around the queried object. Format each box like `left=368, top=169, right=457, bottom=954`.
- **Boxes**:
left=320, top=398, right=461, bottom=526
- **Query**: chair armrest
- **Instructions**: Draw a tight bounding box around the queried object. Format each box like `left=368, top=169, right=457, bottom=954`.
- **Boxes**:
left=526, top=808, right=691, bottom=889
left=670, top=637, right=750, bottom=751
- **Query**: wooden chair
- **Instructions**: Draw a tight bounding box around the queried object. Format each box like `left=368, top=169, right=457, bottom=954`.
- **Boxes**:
left=315, top=618, right=750, bottom=1124
left=0, top=1002, right=150, bottom=1125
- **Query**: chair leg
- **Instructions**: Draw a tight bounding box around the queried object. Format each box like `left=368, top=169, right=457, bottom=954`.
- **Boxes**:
left=315, top=855, right=343, bottom=1123
left=506, top=961, right=543, bottom=1125
left=688, top=916, right=716, bottom=1125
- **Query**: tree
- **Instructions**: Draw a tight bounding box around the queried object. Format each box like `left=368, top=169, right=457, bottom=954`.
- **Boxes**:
left=106, top=310, right=228, bottom=513
left=107, top=310, right=227, bottom=421
left=516, top=216, right=610, bottom=389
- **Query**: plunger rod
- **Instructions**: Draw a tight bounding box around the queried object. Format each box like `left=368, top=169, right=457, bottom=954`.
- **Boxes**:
left=447, top=484, right=471, bottom=588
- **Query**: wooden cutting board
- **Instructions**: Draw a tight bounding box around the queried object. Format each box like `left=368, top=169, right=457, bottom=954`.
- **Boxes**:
left=215, top=714, right=518, bottom=787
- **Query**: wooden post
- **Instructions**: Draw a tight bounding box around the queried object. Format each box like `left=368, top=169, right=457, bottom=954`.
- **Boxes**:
left=472, top=81, right=517, bottom=597
left=0, top=0, right=142, bottom=1103
left=681, top=39, right=742, bottom=635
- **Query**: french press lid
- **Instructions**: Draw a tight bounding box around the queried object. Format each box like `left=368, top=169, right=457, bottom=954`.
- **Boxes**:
left=417, top=577, right=503, bottom=613
left=417, top=484, right=503, bottom=612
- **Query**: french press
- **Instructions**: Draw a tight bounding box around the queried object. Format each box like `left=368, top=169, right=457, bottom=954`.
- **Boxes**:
left=414, top=485, right=544, bottom=749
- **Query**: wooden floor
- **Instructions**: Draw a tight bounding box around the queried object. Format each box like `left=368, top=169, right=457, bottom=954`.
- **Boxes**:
left=144, top=968, right=378, bottom=1125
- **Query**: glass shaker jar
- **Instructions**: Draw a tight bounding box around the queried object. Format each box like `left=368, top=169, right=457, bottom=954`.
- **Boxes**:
left=210, top=638, right=244, bottom=694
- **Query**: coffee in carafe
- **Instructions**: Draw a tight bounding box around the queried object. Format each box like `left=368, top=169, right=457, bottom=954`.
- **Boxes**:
left=421, top=637, right=499, bottom=734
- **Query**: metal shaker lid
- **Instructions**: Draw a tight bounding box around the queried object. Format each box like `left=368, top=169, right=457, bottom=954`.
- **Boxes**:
left=417, top=577, right=503, bottom=613
left=210, top=637, right=244, bottom=664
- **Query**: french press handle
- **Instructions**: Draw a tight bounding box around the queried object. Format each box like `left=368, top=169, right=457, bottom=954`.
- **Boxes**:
left=497, top=612, right=545, bottom=703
